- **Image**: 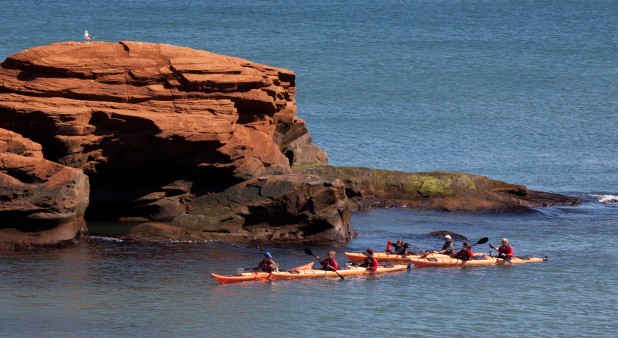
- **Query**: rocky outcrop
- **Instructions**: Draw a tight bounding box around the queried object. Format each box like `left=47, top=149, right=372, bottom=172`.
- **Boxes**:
left=126, top=174, right=353, bottom=243
left=0, top=41, right=328, bottom=218
left=0, top=41, right=581, bottom=247
left=0, top=129, right=89, bottom=249
left=0, top=41, right=343, bottom=245
left=293, top=166, right=581, bottom=212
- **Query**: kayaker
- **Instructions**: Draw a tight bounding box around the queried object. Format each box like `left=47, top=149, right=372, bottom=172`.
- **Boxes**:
left=436, top=235, right=455, bottom=255
left=360, top=248, right=379, bottom=271
left=391, top=240, right=412, bottom=256
left=256, top=252, right=278, bottom=272
left=452, top=242, right=474, bottom=261
left=492, top=238, right=514, bottom=259
left=318, top=250, right=339, bottom=271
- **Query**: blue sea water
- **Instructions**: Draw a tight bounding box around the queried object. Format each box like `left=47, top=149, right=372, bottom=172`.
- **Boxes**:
left=1, top=0, right=617, bottom=337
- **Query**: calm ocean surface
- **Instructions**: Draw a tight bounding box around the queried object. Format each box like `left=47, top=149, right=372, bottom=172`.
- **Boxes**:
left=1, top=0, right=617, bottom=337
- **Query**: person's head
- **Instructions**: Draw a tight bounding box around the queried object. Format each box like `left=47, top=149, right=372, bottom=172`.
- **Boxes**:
left=328, top=250, right=336, bottom=258
left=463, top=242, right=470, bottom=248
left=264, top=252, right=272, bottom=259
left=366, top=248, right=374, bottom=256
left=501, top=238, right=509, bottom=245
left=397, top=240, right=403, bottom=245
left=444, top=235, right=452, bottom=241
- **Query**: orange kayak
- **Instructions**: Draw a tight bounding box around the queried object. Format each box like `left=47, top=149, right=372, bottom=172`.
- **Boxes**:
left=409, top=255, right=547, bottom=267
left=268, top=264, right=409, bottom=280
left=344, top=252, right=454, bottom=264
left=211, top=262, right=314, bottom=284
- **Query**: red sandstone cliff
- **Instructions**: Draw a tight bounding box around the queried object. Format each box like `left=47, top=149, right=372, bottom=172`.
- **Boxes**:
left=0, top=129, right=89, bottom=249
left=0, top=41, right=346, bottom=246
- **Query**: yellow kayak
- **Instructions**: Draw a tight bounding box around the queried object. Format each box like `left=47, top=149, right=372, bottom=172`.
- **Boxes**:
left=410, top=255, right=547, bottom=267
left=344, top=251, right=446, bottom=264
left=269, top=264, right=409, bottom=280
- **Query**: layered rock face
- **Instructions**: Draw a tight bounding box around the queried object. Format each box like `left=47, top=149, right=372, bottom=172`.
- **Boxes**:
left=0, top=41, right=345, bottom=244
left=126, top=174, right=353, bottom=243
left=0, top=129, right=89, bottom=249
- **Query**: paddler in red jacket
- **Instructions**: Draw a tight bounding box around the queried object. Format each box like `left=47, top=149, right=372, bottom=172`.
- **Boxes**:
left=360, top=248, right=379, bottom=271
left=256, top=252, right=278, bottom=272
left=452, top=242, right=474, bottom=261
left=318, top=250, right=339, bottom=271
left=492, top=238, right=514, bottom=259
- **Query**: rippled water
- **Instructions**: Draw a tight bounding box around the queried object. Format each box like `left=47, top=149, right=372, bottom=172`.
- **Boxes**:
left=1, top=0, right=617, bottom=336
left=2, top=203, right=616, bottom=337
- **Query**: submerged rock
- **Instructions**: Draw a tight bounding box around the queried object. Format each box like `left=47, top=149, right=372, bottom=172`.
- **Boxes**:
left=428, top=231, right=468, bottom=241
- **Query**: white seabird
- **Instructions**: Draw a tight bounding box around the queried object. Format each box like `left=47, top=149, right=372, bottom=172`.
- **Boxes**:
left=83, top=30, right=94, bottom=42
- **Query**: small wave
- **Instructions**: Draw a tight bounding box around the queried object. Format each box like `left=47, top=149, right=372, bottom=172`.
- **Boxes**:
left=591, top=194, right=618, bottom=204
left=169, top=240, right=213, bottom=243
left=88, top=235, right=124, bottom=242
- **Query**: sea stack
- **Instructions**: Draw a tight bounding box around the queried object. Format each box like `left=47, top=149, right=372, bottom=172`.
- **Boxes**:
left=0, top=41, right=350, bottom=246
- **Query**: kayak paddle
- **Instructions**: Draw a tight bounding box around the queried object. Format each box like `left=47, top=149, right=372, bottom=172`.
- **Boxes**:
left=469, top=237, right=489, bottom=248
left=304, top=248, right=344, bottom=280
left=489, top=243, right=512, bottom=264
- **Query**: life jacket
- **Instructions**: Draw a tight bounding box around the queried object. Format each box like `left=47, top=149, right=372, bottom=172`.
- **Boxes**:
left=321, top=258, right=338, bottom=271
left=455, top=248, right=472, bottom=261
left=499, top=245, right=514, bottom=257
left=258, top=258, right=275, bottom=272
left=363, top=256, right=379, bottom=271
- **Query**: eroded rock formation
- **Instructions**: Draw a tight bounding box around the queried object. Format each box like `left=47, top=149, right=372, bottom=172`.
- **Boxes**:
left=0, top=129, right=89, bottom=249
left=293, top=166, right=581, bottom=212
left=0, top=41, right=328, bottom=219
left=126, top=174, right=353, bottom=243
left=0, top=41, right=345, bottom=246
left=0, top=41, right=580, bottom=247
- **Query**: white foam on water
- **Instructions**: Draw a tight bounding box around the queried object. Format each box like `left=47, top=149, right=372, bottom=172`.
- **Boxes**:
left=591, top=194, right=618, bottom=203
left=87, top=235, right=124, bottom=242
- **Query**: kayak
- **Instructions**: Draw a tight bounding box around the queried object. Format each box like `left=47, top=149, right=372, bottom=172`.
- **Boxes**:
left=268, top=264, right=409, bottom=280
left=409, top=255, right=548, bottom=267
left=211, top=262, right=314, bottom=284
left=344, top=252, right=451, bottom=264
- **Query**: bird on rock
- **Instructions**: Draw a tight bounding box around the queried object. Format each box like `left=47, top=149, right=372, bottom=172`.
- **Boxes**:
left=83, top=30, right=94, bottom=42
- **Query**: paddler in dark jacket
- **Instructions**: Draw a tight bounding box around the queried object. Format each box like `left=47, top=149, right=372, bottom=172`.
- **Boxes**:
left=392, top=240, right=412, bottom=257
left=437, top=235, right=455, bottom=255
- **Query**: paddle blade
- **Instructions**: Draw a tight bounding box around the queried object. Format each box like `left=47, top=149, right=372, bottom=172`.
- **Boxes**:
left=477, top=237, right=489, bottom=245
left=304, top=247, right=314, bottom=256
